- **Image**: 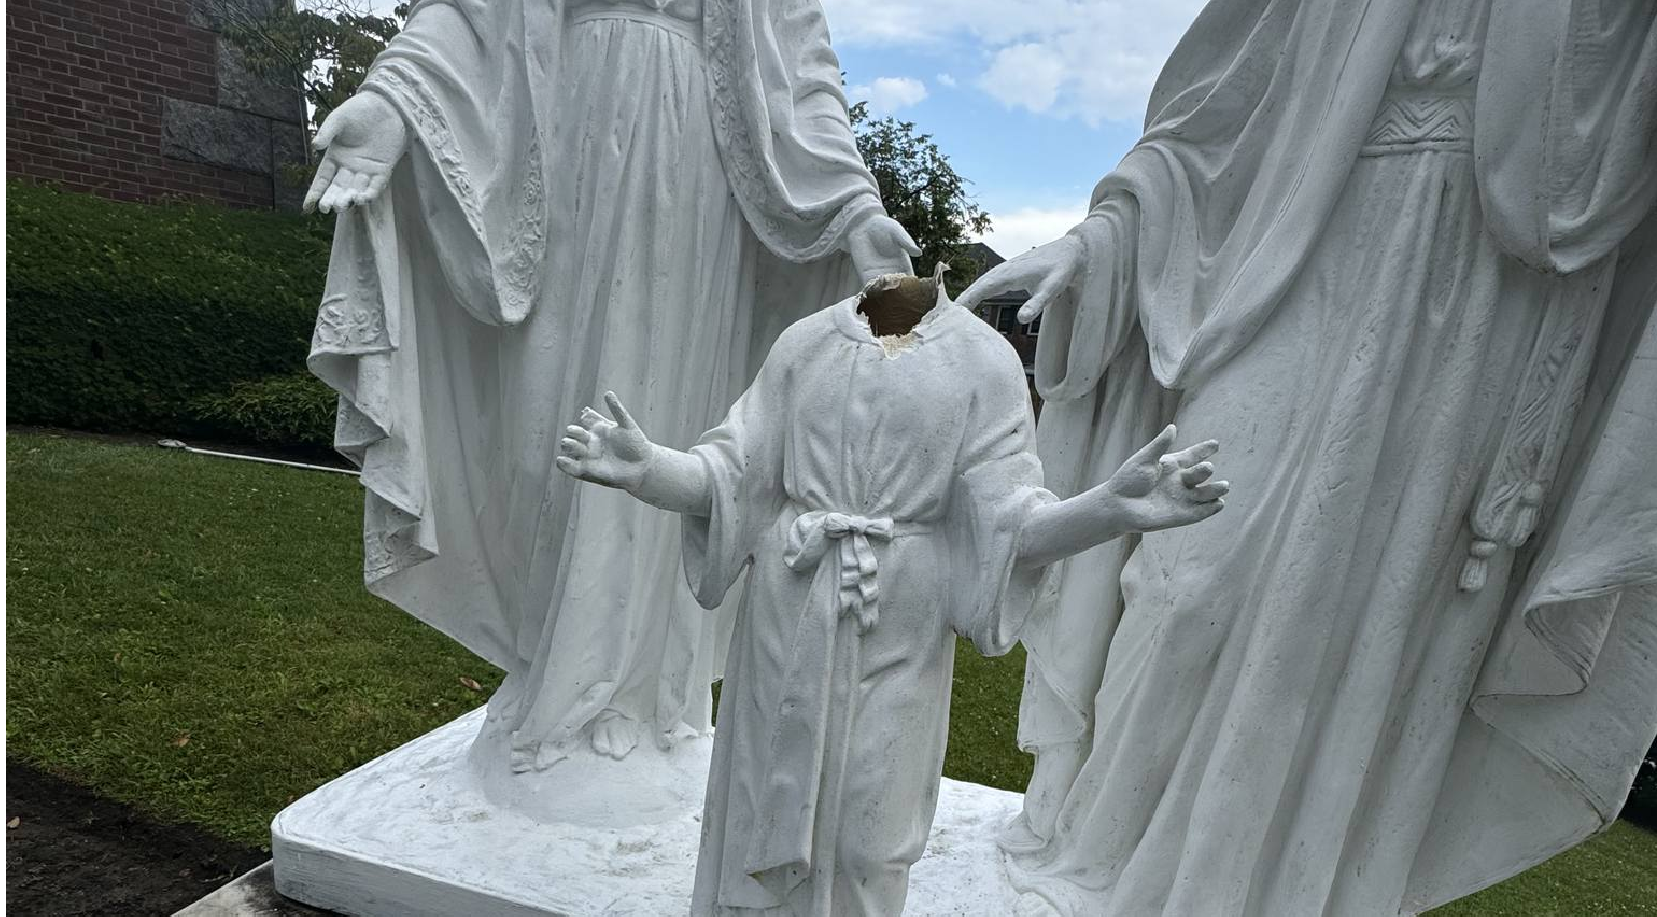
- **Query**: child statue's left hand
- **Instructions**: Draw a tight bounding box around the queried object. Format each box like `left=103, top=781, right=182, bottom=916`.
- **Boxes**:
left=557, top=392, right=655, bottom=491
left=1100, top=424, right=1228, bottom=533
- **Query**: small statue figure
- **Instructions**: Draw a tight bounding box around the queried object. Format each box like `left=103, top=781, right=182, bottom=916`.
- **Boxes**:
left=556, top=267, right=1229, bottom=916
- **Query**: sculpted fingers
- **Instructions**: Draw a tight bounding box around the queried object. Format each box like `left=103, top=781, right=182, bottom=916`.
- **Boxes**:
left=1133, top=425, right=1179, bottom=468
left=364, top=169, right=390, bottom=202
left=558, top=438, right=587, bottom=464
left=342, top=170, right=373, bottom=208
left=604, top=391, right=637, bottom=430
left=1020, top=273, right=1068, bottom=324
left=312, top=112, right=343, bottom=151
left=1189, top=480, right=1231, bottom=503
left=899, top=231, right=922, bottom=257
left=1171, top=439, right=1221, bottom=468
left=1019, top=247, right=1079, bottom=323
left=318, top=169, right=354, bottom=214
left=884, top=218, right=921, bottom=257
left=956, top=262, right=1015, bottom=312
left=303, top=159, right=338, bottom=213
left=1180, top=461, right=1215, bottom=486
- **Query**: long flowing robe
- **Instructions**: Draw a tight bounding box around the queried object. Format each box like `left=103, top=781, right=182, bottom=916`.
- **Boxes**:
left=1008, top=0, right=1657, bottom=914
left=306, top=0, right=879, bottom=767
left=680, top=295, right=1054, bottom=916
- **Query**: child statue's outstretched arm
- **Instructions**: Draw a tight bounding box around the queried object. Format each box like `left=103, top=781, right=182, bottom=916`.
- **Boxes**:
left=1018, top=425, right=1228, bottom=569
left=556, top=392, right=713, bottom=516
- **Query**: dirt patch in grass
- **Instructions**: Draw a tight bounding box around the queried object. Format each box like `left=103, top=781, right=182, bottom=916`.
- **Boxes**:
left=7, top=760, right=267, bottom=916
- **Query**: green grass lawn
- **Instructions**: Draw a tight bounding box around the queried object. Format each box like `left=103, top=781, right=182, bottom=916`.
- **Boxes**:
left=7, top=431, right=1655, bottom=914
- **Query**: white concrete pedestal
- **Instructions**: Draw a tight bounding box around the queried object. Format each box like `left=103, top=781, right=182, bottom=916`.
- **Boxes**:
left=271, top=708, right=1023, bottom=916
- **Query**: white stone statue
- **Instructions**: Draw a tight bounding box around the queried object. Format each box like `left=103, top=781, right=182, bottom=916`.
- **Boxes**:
left=556, top=269, right=1231, bottom=916
left=958, top=1, right=1657, bottom=915
left=302, top=0, right=919, bottom=777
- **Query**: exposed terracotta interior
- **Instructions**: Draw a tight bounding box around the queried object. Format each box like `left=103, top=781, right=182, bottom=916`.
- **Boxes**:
left=858, top=271, right=941, bottom=337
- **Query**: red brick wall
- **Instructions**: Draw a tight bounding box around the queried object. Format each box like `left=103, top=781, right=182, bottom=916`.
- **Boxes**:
left=7, top=0, right=293, bottom=209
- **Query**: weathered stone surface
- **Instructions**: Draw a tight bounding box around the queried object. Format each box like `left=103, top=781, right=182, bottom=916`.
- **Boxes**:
left=173, top=863, right=332, bottom=917
left=162, top=97, right=273, bottom=174
left=217, top=38, right=304, bottom=122
left=187, top=0, right=282, bottom=32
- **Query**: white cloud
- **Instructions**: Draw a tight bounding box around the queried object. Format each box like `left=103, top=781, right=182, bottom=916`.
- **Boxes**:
left=846, top=76, right=930, bottom=115
left=936, top=73, right=958, bottom=88
left=821, top=0, right=1207, bottom=125
left=977, top=205, right=1088, bottom=259
left=979, top=44, right=1066, bottom=114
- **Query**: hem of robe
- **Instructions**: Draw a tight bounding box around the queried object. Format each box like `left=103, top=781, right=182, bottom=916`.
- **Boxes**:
left=1407, top=270, right=1657, bottom=911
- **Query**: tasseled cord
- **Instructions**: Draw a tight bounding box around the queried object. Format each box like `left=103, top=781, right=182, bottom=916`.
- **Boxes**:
left=1459, top=482, right=1545, bottom=593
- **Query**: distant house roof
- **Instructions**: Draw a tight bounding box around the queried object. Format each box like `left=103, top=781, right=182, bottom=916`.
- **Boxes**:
left=960, top=241, right=1030, bottom=305
left=964, top=242, right=1005, bottom=271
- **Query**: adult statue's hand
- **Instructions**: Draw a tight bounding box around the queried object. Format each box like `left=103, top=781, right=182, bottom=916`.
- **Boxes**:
left=846, top=214, right=922, bottom=282
left=956, top=232, right=1085, bottom=324
left=304, top=92, right=409, bottom=215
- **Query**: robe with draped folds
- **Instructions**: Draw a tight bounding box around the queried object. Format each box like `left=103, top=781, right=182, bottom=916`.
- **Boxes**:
left=681, top=294, right=1053, bottom=916
left=307, top=0, right=877, bottom=767
left=1008, top=0, right=1657, bottom=914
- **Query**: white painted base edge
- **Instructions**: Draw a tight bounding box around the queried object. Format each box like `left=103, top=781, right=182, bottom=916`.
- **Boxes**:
left=271, top=708, right=1024, bottom=916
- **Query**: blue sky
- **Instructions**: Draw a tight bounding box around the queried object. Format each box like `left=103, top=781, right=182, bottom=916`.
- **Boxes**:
left=367, top=0, right=1207, bottom=257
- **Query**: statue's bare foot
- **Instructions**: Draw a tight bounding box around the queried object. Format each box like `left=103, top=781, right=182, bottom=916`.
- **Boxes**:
left=591, top=709, right=640, bottom=760
left=1014, top=893, right=1061, bottom=917
left=508, top=744, right=537, bottom=774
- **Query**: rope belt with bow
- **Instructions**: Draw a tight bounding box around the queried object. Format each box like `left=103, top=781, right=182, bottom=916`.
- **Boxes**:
left=782, top=510, right=895, bottom=633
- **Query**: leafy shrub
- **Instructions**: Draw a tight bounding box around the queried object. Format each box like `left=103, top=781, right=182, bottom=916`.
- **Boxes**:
left=190, top=372, right=337, bottom=448
left=7, top=180, right=332, bottom=437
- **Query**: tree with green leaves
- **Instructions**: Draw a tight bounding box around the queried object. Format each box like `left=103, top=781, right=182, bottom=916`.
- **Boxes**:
left=850, top=102, right=993, bottom=289
left=210, top=0, right=409, bottom=133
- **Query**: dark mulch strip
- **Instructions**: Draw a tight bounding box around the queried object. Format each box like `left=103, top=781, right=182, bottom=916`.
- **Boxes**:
left=7, top=760, right=269, bottom=916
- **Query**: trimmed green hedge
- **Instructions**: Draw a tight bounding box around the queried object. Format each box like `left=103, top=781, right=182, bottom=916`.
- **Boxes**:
left=190, top=372, right=338, bottom=448
left=7, top=181, right=333, bottom=440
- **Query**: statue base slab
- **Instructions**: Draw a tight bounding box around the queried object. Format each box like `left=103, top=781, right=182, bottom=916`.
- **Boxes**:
left=270, top=708, right=1024, bottom=916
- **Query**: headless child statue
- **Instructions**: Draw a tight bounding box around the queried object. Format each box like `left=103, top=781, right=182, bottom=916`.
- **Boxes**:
left=557, top=266, right=1229, bottom=917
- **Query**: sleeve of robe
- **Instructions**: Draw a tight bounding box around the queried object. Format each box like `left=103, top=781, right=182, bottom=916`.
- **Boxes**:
left=303, top=0, right=555, bottom=668
left=1475, top=0, right=1657, bottom=275
left=358, top=0, right=550, bottom=326
left=705, top=0, right=885, bottom=263
left=947, top=326, right=1058, bottom=657
left=679, top=324, right=801, bottom=610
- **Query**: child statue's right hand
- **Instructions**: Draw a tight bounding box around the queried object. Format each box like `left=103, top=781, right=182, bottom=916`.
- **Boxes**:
left=557, top=392, right=656, bottom=492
